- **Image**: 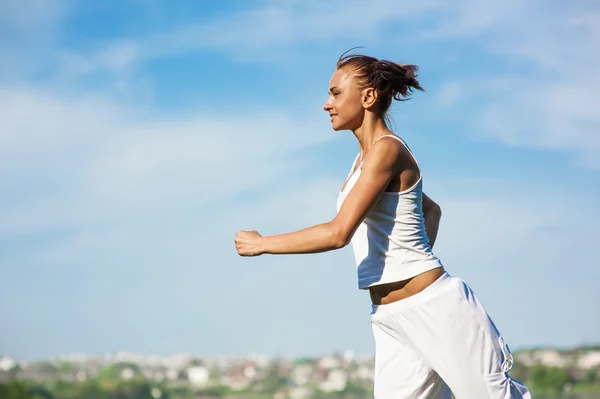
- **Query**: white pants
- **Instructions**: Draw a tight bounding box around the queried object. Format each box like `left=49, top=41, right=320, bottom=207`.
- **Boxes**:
left=370, top=272, right=531, bottom=399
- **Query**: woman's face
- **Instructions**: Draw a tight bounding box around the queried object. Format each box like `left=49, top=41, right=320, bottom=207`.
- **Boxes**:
left=323, top=68, right=366, bottom=131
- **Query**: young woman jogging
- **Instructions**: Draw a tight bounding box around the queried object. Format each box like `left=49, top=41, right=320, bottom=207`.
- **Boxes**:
left=235, top=51, right=531, bottom=399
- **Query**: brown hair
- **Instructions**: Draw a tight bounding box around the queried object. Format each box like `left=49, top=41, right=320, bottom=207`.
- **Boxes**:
left=336, top=48, right=424, bottom=116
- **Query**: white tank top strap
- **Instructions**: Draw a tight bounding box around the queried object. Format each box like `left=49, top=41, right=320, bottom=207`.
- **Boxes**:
left=346, top=153, right=362, bottom=178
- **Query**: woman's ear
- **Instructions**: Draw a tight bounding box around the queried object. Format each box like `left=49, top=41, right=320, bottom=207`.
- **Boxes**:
left=362, top=87, right=378, bottom=109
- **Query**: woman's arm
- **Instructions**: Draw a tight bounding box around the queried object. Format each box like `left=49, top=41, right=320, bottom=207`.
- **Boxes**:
left=235, top=140, right=403, bottom=256
left=422, top=193, right=442, bottom=249
left=235, top=222, right=346, bottom=256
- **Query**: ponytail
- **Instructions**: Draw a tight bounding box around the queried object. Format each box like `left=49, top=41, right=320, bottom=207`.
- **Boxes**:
left=336, top=49, right=424, bottom=114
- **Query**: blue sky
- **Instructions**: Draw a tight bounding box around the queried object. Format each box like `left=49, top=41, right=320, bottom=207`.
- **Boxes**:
left=1, top=0, right=599, bottom=361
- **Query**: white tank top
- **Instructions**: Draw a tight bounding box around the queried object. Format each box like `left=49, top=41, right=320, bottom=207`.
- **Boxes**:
left=336, top=135, right=444, bottom=289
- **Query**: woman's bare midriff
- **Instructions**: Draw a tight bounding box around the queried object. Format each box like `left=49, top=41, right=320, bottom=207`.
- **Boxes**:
left=369, top=267, right=446, bottom=305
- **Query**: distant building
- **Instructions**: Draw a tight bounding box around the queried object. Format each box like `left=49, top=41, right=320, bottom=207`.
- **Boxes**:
left=518, top=349, right=568, bottom=367
left=578, top=351, right=600, bottom=369
left=120, top=367, right=135, bottom=380
left=243, top=362, right=257, bottom=380
left=226, top=364, right=253, bottom=391
left=187, top=366, right=209, bottom=388
left=0, top=357, right=16, bottom=372
left=291, top=364, right=313, bottom=386
left=166, top=368, right=179, bottom=381
left=319, top=369, right=348, bottom=392
left=318, top=355, right=340, bottom=370
left=352, top=365, right=374, bottom=382
left=153, top=371, right=165, bottom=382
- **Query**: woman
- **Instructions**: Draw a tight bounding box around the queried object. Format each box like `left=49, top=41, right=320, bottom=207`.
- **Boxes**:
left=234, top=51, right=531, bottom=398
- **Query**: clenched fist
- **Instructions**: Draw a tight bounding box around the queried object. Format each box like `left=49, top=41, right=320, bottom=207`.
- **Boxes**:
left=234, top=230, right=264, bottom=256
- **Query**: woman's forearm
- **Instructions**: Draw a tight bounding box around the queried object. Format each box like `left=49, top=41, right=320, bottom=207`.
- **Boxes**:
left=260, top=222, right=346, bottom=255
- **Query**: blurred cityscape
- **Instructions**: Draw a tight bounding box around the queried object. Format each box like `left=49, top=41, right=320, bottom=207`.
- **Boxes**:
left=2, top=346, right=600, bottom=398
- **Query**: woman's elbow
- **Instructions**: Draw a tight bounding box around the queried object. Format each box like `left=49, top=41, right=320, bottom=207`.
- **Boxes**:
left=329, top=223, right=351, bottom=249
left=431, top=202, right=442, bottom=217
left=332, top=231, right=350, bottom=249
left=424, top=201, right=442, bottom=221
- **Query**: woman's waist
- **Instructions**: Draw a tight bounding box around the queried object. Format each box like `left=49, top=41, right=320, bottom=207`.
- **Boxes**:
left=368, top=266, right=446, bottom=305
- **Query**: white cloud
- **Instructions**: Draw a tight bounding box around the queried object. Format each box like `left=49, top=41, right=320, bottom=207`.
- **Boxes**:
left=59, top=42, right=140, bottom=75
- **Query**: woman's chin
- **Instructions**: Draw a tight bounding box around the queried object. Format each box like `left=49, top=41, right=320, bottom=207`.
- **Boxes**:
left=331, top=120, right=355, bottom=132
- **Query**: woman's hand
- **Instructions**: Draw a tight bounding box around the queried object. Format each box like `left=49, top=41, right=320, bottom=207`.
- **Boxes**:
left=234, top=230, right=265, bottom=256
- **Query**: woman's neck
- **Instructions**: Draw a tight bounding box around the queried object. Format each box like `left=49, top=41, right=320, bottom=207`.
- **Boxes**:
left=353, top=116, right=392, bottom=157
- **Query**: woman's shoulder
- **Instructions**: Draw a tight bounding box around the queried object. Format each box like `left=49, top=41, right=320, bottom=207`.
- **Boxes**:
left=366, top=134, right=420, bottom=179
left=370, top=134, right=413, bottom=160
